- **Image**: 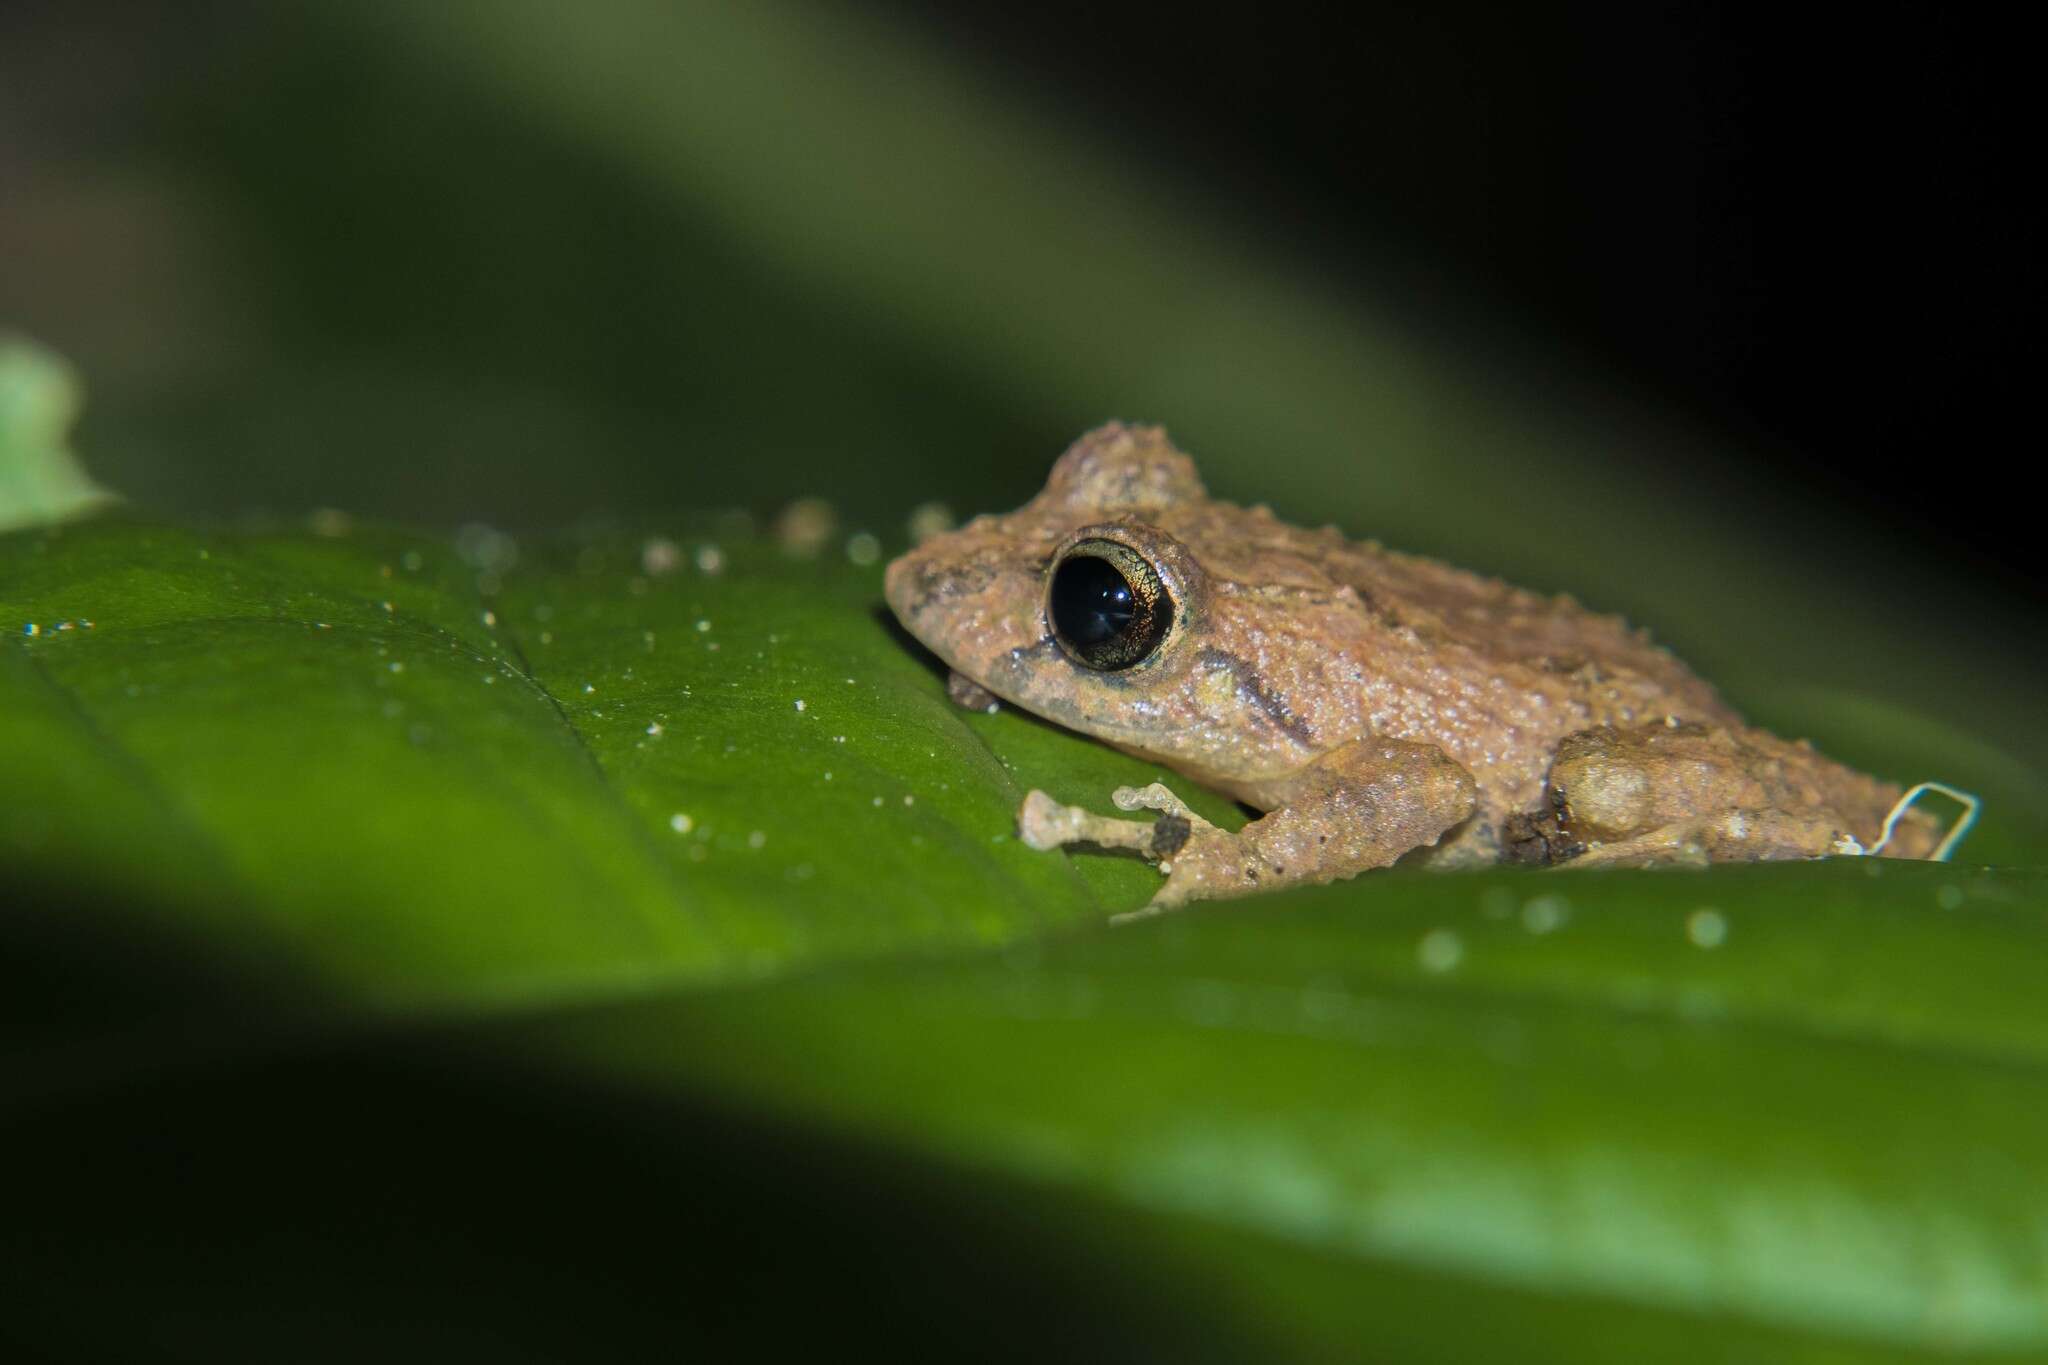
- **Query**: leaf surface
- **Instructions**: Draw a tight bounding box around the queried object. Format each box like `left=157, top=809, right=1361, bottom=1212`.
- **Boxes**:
left=3, top=517, right=2044, bottom=1363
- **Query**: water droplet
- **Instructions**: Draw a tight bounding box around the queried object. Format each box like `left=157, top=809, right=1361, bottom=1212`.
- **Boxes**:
left=309, top=507, right=352, bottom=537
left=1686, top=908, right=1728, bottom=949
left=907, top=501, right=955, bottom=544
left=641, top=538, right=681, bottom=575
left=1417, top=928, right=1464, bottom=973
left=1521, top=894, right=1569, bottom=934
left=455, top=522, right=519, bottom=574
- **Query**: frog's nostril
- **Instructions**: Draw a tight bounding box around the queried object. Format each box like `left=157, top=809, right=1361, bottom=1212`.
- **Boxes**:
left=906, top=559, right=999, bottom=607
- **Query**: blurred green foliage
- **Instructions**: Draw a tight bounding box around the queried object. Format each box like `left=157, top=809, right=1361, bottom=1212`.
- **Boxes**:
left=0, top=337, right=116, bottom=531
left=4, top=1, right=2045, bottom=1359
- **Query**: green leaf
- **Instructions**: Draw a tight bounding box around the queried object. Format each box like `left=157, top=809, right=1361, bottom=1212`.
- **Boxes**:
left=1, top=517, right=1245, bottom=1012
left=5, top=516, right=2044, bottom=1362
left=532, top=860, right=2048, bottom=1360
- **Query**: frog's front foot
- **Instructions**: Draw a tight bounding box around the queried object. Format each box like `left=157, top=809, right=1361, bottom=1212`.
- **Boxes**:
left=1017, top=784, right=1215, bottom=862
left=1016, top=785, right=1238, bottom=921
left=1017, top=739, right=1477, bottom=916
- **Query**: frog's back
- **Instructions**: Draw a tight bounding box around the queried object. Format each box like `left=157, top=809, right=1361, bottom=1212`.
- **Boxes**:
left=1162, top=498, right=1740, bottom=813
left=1334, top=537, right=1733, bottom=717
left=1171, top=499, right=1732, bottom=715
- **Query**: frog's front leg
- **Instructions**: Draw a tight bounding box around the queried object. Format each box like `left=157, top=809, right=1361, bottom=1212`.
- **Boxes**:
left=1019, top=738, right=1477, bottom=914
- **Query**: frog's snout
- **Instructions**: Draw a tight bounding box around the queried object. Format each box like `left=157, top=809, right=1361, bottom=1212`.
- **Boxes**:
left=882, top=547, right=962, bottom=653
left=882, top=550, right=919, bottom=626
left=885, top=538, right=1046, bottom=683
left=886, top=549, right=993, bottom=631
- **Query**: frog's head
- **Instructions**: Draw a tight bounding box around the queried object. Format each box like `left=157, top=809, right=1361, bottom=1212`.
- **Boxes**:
left=887, top=423, right=1319, bottom=777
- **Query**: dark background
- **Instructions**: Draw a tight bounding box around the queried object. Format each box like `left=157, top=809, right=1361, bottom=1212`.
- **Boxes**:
left=892, top=1, right=2039, bottom=597
left=2, top=0, right=2038, bottom=673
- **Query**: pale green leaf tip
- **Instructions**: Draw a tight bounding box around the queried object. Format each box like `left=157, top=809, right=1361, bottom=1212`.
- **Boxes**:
left=0, top=333, right=121, bottom=532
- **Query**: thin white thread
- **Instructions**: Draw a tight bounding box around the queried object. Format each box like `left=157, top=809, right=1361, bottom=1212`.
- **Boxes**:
left=1869, top=781, right=1981, bottom=862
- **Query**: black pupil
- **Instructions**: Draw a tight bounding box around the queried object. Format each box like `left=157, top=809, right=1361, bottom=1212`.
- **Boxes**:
left=1051, top=555, right=1136, bottom=648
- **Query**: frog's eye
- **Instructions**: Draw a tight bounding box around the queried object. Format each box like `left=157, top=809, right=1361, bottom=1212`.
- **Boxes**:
left=1047, top=538, right=1174, bottom=671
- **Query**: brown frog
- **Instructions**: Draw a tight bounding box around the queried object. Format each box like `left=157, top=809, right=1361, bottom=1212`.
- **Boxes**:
left=885, top=423, right=1957, bottom=911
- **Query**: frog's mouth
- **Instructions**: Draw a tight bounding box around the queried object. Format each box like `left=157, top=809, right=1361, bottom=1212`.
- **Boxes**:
left=884, top=543, right=1041, bottom=673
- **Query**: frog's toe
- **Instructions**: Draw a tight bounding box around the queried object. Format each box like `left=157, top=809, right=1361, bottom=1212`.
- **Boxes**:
left=1110, top=782, right=1219, bottom=834
left=1017, top=789, right=1091, bottom=851
left=945, top=671, right=1002, bottom=713
left=1016, top=789, right=1157, bottom=855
